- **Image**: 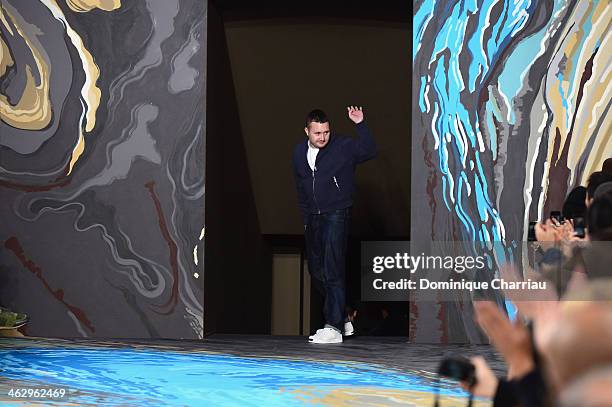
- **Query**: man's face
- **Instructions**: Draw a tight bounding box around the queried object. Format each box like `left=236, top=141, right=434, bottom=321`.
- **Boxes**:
left=305, top=121, right=330, bottom=148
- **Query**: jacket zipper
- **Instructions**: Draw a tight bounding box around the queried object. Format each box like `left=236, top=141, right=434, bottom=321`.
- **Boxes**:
left=333, top=176, right=340, bottom=191
left=312, top=166, right=320, bottom=214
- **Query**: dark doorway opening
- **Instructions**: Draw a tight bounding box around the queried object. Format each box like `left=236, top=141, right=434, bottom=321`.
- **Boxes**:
left=205, top=0, right=412, bottom=337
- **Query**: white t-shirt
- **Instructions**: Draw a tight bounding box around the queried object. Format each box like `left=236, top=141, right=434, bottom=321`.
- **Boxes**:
left=307, top=142, right=319, bottom=172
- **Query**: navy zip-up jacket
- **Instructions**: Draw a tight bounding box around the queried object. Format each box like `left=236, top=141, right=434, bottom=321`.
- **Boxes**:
left=292, top=121, right=377, bottom=224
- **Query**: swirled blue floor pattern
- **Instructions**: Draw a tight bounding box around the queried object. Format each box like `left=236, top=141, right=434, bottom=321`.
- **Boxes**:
left=0, top=337, right=496, bottom=406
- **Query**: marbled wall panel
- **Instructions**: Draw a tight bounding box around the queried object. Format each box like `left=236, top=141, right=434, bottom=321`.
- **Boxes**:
left=412, top=0, right=610, bottom=342
left=0, top=0, right=205, bottom=338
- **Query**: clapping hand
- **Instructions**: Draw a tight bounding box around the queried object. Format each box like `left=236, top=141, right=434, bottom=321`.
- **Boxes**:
left=474, top=301, right=534, bottom=380
left=347, top=106, right=364, bottom=124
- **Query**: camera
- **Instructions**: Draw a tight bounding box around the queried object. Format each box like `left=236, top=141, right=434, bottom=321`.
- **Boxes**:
left=437, top=356, right=477, bottom=386
left=573, top=216, right=585, bottom=238
left=528, top=221, right=537, bottom=242
left=434, top=356, right=477, bottom=407
left=550, top=210, right=563, bottom=223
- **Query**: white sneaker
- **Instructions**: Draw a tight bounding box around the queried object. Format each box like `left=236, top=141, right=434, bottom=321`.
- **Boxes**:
left=308, top=327, right=343, bottom=344
left=343, top=321, right=355, bottom=336
left=308, top=328, right=324, bottom=340
left=308, top=326, right=330, bottom=341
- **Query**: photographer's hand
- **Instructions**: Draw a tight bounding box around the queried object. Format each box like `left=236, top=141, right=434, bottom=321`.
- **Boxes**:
left=535, top=219, right=562, bottom=242
left=460, top=356, right=498, bottom=398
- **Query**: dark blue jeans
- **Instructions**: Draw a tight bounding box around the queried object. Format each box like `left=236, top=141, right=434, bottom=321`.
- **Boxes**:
left=305, top=208, right=350, bottom=331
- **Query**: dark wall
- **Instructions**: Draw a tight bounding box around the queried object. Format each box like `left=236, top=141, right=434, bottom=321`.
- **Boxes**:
left=223, top=18, right=411, bottom=237
left=205, top=2, right=271, bottom=335
left=0, top=0, right=205, bottom=338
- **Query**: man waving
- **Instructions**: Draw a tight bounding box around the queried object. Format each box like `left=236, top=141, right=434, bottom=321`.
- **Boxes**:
left=292, top=106, right=377, bottom=343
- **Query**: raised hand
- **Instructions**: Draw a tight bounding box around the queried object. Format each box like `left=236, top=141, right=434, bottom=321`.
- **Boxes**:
left=474, top=301, right=534, bottom=380
left=347, top=106, right=364, bottom=124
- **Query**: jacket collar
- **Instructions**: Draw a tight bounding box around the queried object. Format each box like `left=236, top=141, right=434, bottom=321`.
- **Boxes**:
left=305, top=133, right=335, bottom=163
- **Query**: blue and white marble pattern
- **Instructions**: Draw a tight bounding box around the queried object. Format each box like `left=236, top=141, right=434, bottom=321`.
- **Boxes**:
left=411, top=0, right=610, bottom=342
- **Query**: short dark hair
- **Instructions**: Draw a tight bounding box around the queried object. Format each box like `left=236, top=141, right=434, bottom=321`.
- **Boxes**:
left=594, top=182, right=612, bottom=199
left=563, top=186, right=587, bottom=220
left=603, top=158, right=612, bottom=175
left=586, top=171, right=612, bottom=199
left=587, top=191, right=612, bottom=240
left=305, top=109, right=328, bottom=127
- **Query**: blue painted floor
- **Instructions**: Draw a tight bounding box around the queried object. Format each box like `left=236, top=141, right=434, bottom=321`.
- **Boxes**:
left=0, top=337, right=497, bottom=406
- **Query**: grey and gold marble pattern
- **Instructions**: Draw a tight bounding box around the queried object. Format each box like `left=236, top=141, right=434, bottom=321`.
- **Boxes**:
left=0, top=0, right=205, bottom=338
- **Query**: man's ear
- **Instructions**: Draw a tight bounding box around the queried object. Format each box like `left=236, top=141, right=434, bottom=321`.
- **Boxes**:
left=304, top=127, right=309, bottom=137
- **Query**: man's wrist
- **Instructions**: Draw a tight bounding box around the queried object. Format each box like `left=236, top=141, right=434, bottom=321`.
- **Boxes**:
left=507, top=354, right=534, bottom=380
